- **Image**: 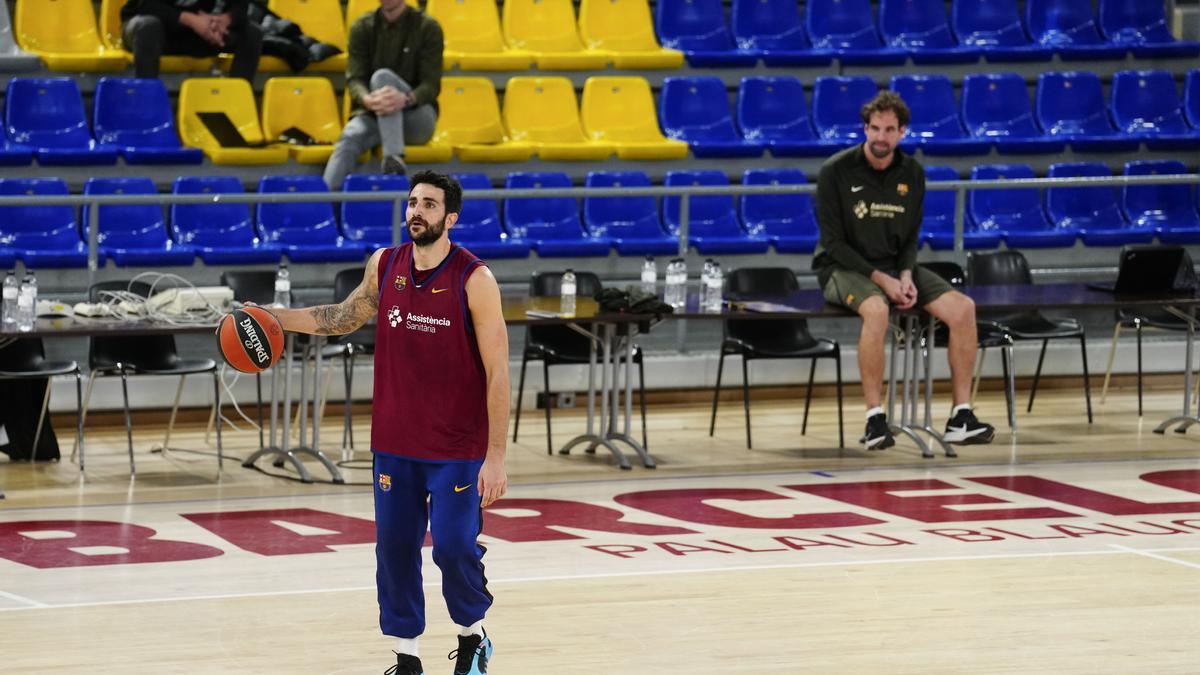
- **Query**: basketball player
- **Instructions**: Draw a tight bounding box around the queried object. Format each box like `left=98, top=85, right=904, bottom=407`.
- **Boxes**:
left=260, top=171, right=507, bottom=675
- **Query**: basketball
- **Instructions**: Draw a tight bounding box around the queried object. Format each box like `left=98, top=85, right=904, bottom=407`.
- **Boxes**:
left=217, top=306, right=285, bottom=373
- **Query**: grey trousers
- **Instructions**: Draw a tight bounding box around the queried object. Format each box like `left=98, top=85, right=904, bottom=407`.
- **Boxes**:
left=323, top=69, right=438, bottom=190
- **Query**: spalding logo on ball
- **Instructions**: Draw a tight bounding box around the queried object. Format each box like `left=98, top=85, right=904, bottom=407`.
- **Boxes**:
left=217, top=306, right=284, bottom=373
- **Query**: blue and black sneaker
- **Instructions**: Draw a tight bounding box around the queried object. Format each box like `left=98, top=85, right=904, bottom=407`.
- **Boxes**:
left=385, top=652, right=422, bottom=675
left=450, top=630, right=493, bottom=674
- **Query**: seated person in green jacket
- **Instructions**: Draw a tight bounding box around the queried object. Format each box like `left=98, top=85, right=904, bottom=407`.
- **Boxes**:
left=814, top=90, right=995, bottom=451
left=324, top=0, right=444, bottom=189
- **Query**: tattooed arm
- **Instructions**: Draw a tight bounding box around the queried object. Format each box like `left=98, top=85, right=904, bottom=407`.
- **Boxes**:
left=266, top=248, right=385, bottom=336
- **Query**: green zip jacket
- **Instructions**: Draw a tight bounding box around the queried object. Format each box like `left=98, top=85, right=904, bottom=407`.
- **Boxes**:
left=812, top=144, right=926, bottom=287
left=346, top=8, right=444, bottom=117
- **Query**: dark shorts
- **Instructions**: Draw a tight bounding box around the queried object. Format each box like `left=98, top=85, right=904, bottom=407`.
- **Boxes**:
left=821, top=265, right=955, bottom=312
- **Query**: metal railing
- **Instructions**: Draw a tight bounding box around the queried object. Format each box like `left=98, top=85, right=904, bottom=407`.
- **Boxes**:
left=0, top=172, right=1196, bottom=282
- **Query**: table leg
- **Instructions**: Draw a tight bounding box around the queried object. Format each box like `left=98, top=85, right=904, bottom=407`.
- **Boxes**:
left=1155, top=306, right=1200, bottom=434
left=603, top=326, right=656, bottom=469
left=243, top=333, right=316, bottom=483
left=915, top=314, right=955, bottom=458
left=887, top=317, right=932, bottom=457
left=558, top=322, right=628, bottom=469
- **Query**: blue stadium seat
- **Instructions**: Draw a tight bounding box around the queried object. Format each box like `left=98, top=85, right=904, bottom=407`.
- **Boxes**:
left=4, top=78, right=118, bottom=166
left=1122, top=160, right=1200, bottom=244
left=1110, top=70, right=1200, bottom=151
left=951, top=0, right=1053, bottom=62
left=659, top=77, right=764, bottom=158
left=811, top=76, right=878, bottom=144
left=921, top=165, right=1001, bottom=250
left=805, top=0, right=907, bottom=64
left=740, top=168, right=818, bottom=253
left=584, top=171, right=678, bottom=256
left=82, top=177, right=195, bottom=266
left=1099, top=0, right=1200, bottom=58
left=504, top=172, right=611, bottom=257
left=736, top=76, right=836, bottom=157
left=1186, top=70, right=1200, bottom=130
left=888, top=74, right=991, bottom=156
left=171, top=177, right=282, bottom=265
left=1034, top=71, right=1140, bottom=153
left=0, top=249, right=13, bottom=269
left=655, top=0, right=759, bottom=67
left=970, top=164, right=1077, bottom=248
left=0, top=178, right=89, bottom=268
left=961, top=73, right=1065, bottom=154
left=93, top=77, right=203, bottom=165
left=257, top=176, right=366, bottom=263
left=663, top=170, right=769, bottom=254
left=1025, top=0, right=1127, bottom=60
left=340, top=174, right=410, bottom=250
left=1046, top=162, right=1150, bottom=246
left=878, top=0, right=980, bottom=64
left=730, top=0, right=832, bottom=66
left=447, top=173, right=529, bottom=259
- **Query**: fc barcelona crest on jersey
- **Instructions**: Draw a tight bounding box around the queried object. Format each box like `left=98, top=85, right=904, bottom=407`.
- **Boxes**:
left=378, top=473, right=392, bottom=492
left=897, top=183, right=909, bottom=196
left=394, top=275, right=407, bottom=291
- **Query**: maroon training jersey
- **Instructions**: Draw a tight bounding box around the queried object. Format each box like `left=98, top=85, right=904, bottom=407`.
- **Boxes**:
left=372, top=243, right=489, bottom=461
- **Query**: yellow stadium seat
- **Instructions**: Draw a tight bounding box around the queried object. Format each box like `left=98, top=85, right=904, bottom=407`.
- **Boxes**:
left=345, top=0, right=419, bottom=33
left=15, top=0, right=128, bottom=71
left=427, top=0, right=531, bottom=71
left=340, top=89, right=453, bottom=164
left=503, top=77, right=613, bottom=161
left=98, top=0, right=219, bottom=72
left=435, top=77, right=532, bottom=162
left=262, top=77, right=342, bottom=164
left=581, top=77, right=688, bottom=160
left=264, top=0, right=348, bottom=72
left=578, top=0, right=683, bottom=69
left=502, top=0, right=609, bottom=70
left=178, top=78, right=290, bottom=164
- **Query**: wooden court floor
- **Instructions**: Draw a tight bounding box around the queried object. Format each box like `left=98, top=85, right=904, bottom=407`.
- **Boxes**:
left=2, top=386, right=1199, bottom=674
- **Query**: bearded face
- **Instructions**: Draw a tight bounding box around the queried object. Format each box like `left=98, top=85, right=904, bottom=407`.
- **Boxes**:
left=407, top=212, right=447, bottom=247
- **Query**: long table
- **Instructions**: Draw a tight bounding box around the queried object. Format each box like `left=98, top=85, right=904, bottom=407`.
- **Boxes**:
left=500, top=284, right=1200, bottom=468
left=5, top=283, right=1198, bottom=477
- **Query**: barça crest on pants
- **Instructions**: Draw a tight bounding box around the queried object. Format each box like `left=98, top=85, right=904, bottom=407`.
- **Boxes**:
left=394, top=275, right=407, bottom=291
left=378, top=473, right=392, bottom=492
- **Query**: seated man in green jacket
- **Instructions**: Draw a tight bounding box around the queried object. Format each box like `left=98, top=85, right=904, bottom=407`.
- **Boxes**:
left=324, top=0, right=443, bottom=189
left=814, top=90, right=995, bottom=451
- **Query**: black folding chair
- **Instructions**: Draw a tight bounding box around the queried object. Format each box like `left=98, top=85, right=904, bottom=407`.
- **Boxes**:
left=82, top=281, right=223, bottom=474
left=0, top=337, right=83, bottom=468
left=513, top=271, right=648, bottom=455
left=967, top=250, right=1092, bottom=423
left=709, top=267, right=844, bottom=448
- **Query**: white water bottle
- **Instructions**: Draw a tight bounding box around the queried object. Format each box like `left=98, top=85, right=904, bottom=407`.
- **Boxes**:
left=665, top=258, right=687, bottom=310
left=699, top=258, right=715, bottom=311
left=640, top=256, right=657, bottom=295
left=273, top=262, right=291, bottom=308
left=1, top=270, right=17, bottom=327
left=705, top=261, right=724, bottom=313
left=560, top=269, right=577, bottom=317
left=16, top=271, right=36, bottom=332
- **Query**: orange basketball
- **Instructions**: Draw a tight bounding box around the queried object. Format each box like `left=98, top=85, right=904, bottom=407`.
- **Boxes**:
left=217, top=306, right=285, bottom=373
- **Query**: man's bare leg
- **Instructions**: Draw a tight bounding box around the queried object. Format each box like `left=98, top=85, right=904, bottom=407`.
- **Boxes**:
left=857, top=296, right=896, bottom=449
left=925, top=291, right=994, bottom=444
left=924, top=291, right=976, bottom=406
left=857, top=296, right=891, bottom=409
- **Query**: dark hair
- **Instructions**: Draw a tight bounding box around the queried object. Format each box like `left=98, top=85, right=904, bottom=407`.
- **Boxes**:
left=409, top=170, right=463, bottom=215
left=860, top=90, right=911, bottom=128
